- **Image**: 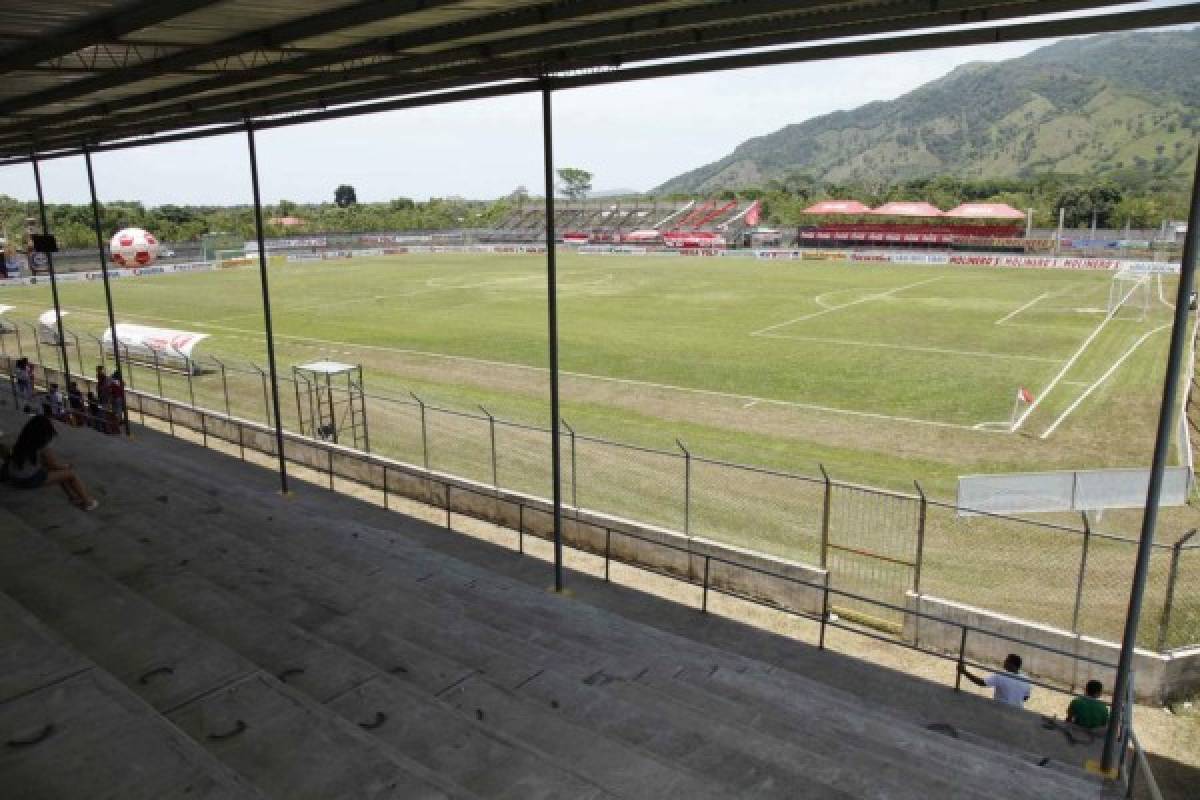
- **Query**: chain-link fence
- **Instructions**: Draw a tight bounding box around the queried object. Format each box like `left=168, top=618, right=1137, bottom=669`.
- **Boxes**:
left=4, top=330, right=1199, bottom=653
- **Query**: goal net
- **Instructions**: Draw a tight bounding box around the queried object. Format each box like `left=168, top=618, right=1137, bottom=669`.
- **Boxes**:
left=1108, top=270, right=1149, bottom=321
left=213, top=248, right=254, bottom=269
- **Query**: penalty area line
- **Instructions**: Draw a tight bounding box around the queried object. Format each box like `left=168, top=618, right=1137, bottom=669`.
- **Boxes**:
left=1039, top=323, right=1170, bottom=440
left=755, top=333, right=1060, bottom=363
left=1010, top=279, right=1143, bottom=433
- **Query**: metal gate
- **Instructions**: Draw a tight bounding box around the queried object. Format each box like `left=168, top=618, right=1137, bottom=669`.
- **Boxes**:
left=822, top=480, right=921, bottom=630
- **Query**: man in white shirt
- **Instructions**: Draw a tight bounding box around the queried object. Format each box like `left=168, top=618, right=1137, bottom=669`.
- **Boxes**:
left=959, top=653, right=1032, bottom=708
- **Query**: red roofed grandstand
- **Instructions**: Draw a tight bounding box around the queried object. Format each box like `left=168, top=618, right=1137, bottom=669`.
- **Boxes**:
left=486, top=198, right=761, bottom=248
left=798, top=200, right=1028, bottom=250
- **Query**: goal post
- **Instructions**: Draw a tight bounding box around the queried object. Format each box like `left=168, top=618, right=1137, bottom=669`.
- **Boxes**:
left=213, top=248, right=254, bottom=269
left=1108, top=270, right=1149, bottom=321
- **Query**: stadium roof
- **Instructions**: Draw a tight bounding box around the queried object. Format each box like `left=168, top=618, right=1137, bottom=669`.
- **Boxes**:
left=802, top=200, right=873, bottom=215
left=1, top=1, right=1198, bottom=162
left=870, top=201, right=944, bottom=217
left=944, top=202, right=1026, bottom=219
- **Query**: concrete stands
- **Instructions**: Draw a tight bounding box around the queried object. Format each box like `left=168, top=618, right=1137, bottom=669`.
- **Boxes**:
left=0, top=407, right=1113, bottom=798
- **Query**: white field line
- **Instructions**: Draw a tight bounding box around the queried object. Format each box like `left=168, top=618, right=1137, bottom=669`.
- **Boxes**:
left=972, top=421, right=1014, bottom=431
left=750, top=276, right=943, bottom=336
left=755, top=333, right=1060, bottom=363
left=995, top=292, right=1050, bottom=325
left=1039, top=323, right=1171, bottom=439
left=1158, top=274, right=1175, bottom=310
left=1010, top=279, right=1144, bottom=433
left=63, top=305, right=999, bottom=433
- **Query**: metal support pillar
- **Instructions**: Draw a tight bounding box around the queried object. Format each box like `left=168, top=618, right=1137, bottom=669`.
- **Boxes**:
left=31, top=156, right=70, bottom=387
left=245, top=121, right=289, bottom=494
left=83, top=145, right=130, bottom=435
left=1102, top=149, right=1200, bottom=773
left=542, top=84, right=564, bottom=593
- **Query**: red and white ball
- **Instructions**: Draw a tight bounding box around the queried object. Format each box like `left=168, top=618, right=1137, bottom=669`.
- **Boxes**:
left=109, top=227, right=159, bottom=267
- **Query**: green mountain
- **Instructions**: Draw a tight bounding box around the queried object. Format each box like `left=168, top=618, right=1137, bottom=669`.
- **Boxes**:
left=655, top=28, right=1200, bottom=194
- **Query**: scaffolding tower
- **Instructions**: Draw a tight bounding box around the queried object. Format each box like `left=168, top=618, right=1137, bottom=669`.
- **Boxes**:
left=292, top=361, right=369, bottom=452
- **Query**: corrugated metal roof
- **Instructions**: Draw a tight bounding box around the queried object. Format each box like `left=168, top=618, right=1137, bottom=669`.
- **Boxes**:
left=0, top=1, right=1193, bottom=159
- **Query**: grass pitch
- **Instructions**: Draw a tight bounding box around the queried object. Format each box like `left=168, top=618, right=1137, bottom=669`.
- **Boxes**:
left=2, top=251, right=1181, bottom=490
left=2, top=251, right=1196, bottom=646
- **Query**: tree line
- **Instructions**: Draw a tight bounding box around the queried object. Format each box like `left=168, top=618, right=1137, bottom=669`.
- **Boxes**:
left=1, top=169, right=1189, bottom=251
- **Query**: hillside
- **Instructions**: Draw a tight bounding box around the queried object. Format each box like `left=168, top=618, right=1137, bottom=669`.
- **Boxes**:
left=655, top=28, right=1200, bottom=194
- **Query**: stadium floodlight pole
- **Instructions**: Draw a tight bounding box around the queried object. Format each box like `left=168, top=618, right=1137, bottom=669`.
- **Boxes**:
left=83, top=144, right=131, bottom=436
left=541, top=82, right=564, bottom=593
left=1101, top=148, right=1200, bottom=775
left=30, top=155, right=71, bottom=388
left=244, top=119, right=289, bottom=495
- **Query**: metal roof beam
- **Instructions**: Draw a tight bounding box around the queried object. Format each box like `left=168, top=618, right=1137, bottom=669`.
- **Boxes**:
left=0, top=0, right=1129, bottom=139
left=5, top=2, right=1196, bottom=159
left=0, top=0, right=226, bottom=75
left=0, top=0, right=474, bottom=115
left=0, top=0, right=678, bottom=118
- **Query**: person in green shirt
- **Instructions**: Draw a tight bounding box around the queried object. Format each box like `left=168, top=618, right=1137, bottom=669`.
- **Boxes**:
left=1066, top=680, right=1109, bottom=730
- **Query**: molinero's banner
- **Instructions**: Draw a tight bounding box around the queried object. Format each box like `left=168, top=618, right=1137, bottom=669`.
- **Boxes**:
left=102, top=323, right=209, bottom=368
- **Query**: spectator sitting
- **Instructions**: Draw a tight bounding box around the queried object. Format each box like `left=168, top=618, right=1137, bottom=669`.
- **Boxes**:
left=67, top=382, right=85, bottom=426
left=109, top=370, right=125, bottom=413
left=1, top=414, right=99, bottom=511
left=1066, top=680, right=1109, bottom=730
left=85, top=391, right=102, bottom=431
left=48, top=383, right=66, bottom=421
left=105, top=371, right=125, bottom=433
left=15, top=357, right=33, bottom=409
left=959, top=654, right=1032, bottom=709
left=95, top=365, right=110, bottom=409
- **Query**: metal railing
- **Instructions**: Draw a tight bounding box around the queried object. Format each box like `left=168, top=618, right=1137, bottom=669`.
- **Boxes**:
left=3, top=333, right=1199, bottom=653
left=0, top=358, right=1168, bottom=792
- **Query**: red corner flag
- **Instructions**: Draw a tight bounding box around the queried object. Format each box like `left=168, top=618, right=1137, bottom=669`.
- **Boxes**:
left=1019, top=387, right=1035, bottom=404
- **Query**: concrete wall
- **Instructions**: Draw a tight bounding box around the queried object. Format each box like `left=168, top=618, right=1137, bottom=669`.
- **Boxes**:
left=904, top=592, right=1200, bottom=703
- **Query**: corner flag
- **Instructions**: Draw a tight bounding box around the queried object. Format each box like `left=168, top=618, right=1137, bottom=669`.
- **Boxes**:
left=1010, top=386, right=1035, bottom=430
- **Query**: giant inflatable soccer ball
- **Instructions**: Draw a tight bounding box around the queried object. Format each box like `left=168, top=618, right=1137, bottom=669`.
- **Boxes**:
left=109, top=227, right=159, bottom=267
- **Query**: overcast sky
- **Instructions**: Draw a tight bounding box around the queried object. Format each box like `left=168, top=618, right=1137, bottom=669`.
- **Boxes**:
left=0, top=1, right=1189, bottom=206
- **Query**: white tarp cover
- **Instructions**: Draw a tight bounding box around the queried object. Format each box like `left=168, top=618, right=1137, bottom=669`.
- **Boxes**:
left=37, top=309, right=69, bottom=344
left=957, top=467, right=1191, bottom=515
left=102, top=323, right=209, bottom=364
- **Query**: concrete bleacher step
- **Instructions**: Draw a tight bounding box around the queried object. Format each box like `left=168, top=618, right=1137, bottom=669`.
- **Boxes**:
left=2, top=413, right=1109, bottom=798
left=131, top=424, right=1109, bottom=785
left=0, top=508, right=468, bottom=799
left=68, top=431, right=1099, bottom=796
left=30, top=480, right=1090, bottom=800
left=0, top=591, right=265, bottom=800
left=23, top=502, right=735, bottom=800
left=97, top=452, right=1103, bottom=798
left=107, top=562, right=615, bottom=799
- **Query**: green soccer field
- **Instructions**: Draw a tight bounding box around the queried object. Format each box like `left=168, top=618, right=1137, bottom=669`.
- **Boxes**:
left=5, top=251, right=1197, bottom=644
left=0, top=251, right=1187, bottom=497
